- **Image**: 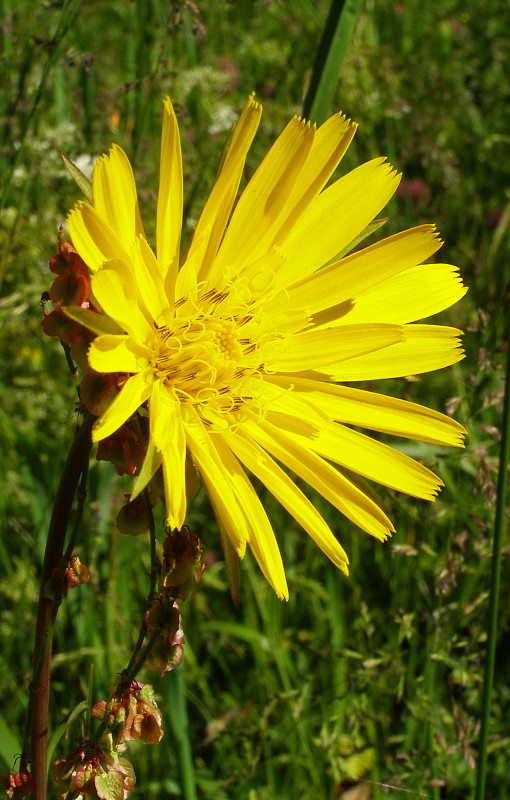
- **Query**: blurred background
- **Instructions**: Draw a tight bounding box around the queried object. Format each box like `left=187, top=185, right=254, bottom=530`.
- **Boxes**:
left=1, top=1, right=509, bottom=797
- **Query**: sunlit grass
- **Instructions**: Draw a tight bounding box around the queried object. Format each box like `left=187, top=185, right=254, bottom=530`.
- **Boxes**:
left=1, top=1, right=509, bottom=797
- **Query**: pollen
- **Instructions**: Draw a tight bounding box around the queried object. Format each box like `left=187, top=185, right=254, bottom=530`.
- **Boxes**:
left=216, top=320, right=243, bottom=362
left=148, top=285, right=271, bottom=426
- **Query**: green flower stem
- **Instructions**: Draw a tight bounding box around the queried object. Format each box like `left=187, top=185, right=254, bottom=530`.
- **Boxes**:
left=146, top=491, right=159, bottom=604
left=63, top=454, right=90, bottom=559
left=93, top=623, right=169, bottom=747
left=28, top=413, right=95, bottom=800
left=61, top=341, right=79, bottom=378
left=90, top=626, right=166, bottom=748
left=120, top=625, right=166, bottom=688
left=91, top=501, right=162, bottom=747
left=121, top=495, right=159, bottom=677
left=474, top=340, right=510, bottom=799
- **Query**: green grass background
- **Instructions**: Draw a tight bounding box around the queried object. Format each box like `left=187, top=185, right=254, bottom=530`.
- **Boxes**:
left=1, top=0, right=509, bottom=797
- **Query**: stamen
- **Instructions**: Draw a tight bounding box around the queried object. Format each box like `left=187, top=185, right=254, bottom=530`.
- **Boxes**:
left=147, top=281, right=276, bottom=431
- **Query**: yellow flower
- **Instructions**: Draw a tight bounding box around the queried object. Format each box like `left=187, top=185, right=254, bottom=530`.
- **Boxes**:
left=65, top=96, right=466, bottom=600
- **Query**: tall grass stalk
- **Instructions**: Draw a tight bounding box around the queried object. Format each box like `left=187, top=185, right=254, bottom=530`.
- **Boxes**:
left=475, top=336, right=510, bottom=799
left=302, top=0, right=362, bottom=123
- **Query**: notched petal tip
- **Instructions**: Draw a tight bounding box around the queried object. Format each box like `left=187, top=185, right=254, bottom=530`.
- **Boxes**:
left=328, top=110, right=358, bottom=135
left=68, top=199, right=89, bottom=217
left=452, top=418, right=468, bottom=443
left=247, top=91, right=262, bottom=113
left=290, top=114, right=315, bottom=132
left=372, top=157, right=402, bottom=185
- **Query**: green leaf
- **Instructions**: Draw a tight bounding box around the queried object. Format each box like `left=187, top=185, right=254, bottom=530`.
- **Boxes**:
left=0, top=715, right=21, bottom=769
left=60, top=152, right=93, bottom=203
left=217, top=522, right=240, bottom=606
left=46, top=700, right=89, bottom=768
left=326, top=217, right=389, bottom=264
left=131, top=439, right=162, bottom=500
left=62, top=306, right=124, bottom=336
left=95, top=769, right=125, bottom=800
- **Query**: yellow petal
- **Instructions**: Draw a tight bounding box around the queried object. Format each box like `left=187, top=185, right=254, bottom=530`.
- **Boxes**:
left=157, top=98, right=183, bottom=293
left=275, top=158, right=401, bottom=286
left=270, top=408, right=444, bottom=501
left=174, top=239, right=202, bottom=303
left=67, top=202, right=131, bottom=272
left=266, top=324, right=402, bottom=373
left=265, top=111, right=357, bottom=246
left=150, top=380, right=187, bottom=529
left=92, top=261, right=153, bottom=342
left=244, top=417, right=394, bottom=541
left=92, top=372, right=152, bottom=442
left=323, top=324, right=464, bottom=381
left=132, top=236, right=169, bottom=321
left=214, top=115, right=316, bottom=276
left=267, top=376, right=466, bottom=446
left=92, top=144, right=145, bottom=250
left=262, top=385, right=445, bottom=500
left=232, top=246, right=289, bottom=301
left=191, top=93, right=262, bottom=282
left=88, top=334, right=151, bottom=374
left=333, top=262, right=467, bottom=325
left=184, top=408, right=250, bottom=555
left=211, top=434, right=289, bottom=600
left=266, top=225, right=442, bottom=324
left=224, top=428, right=349, bottom=574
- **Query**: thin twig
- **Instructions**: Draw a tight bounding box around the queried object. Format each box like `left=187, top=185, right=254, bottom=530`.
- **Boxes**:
left=121, top=495, right=159, bottom=678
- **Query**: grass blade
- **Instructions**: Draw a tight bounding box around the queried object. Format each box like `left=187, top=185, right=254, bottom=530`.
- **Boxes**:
left=302, top=0, right=363, bottom=124
left=165, top=666, right=197, bottom=800
left=474, top=334, right=510, bottom=799
left=0, top=715, right=21, bottom=770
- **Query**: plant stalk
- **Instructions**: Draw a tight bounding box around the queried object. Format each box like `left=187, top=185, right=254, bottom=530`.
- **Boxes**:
left=28, top=413, right=95, bottom=800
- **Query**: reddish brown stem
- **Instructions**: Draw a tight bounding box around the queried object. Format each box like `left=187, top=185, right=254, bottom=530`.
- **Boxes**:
left=28, top=413, right=95, bottom=800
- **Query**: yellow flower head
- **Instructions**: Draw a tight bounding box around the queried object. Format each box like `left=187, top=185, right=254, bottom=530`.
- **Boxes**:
left=66, top=95, right=466, bottom=600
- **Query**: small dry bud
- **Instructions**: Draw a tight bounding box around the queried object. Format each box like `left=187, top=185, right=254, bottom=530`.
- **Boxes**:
left=1, top=769, right=34, bottom=799
left=160, top=526, right=205, bottom=598
left=145, top=597, right=184, bottom=675
left=66, top=555, right=91, bottom=592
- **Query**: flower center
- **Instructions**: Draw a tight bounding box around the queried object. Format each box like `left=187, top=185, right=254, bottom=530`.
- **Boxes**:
left=149, top=284, right=273, bottom=428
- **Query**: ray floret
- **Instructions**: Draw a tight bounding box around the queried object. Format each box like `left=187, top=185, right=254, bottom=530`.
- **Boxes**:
left=65, top=95, right=467, bottom=599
